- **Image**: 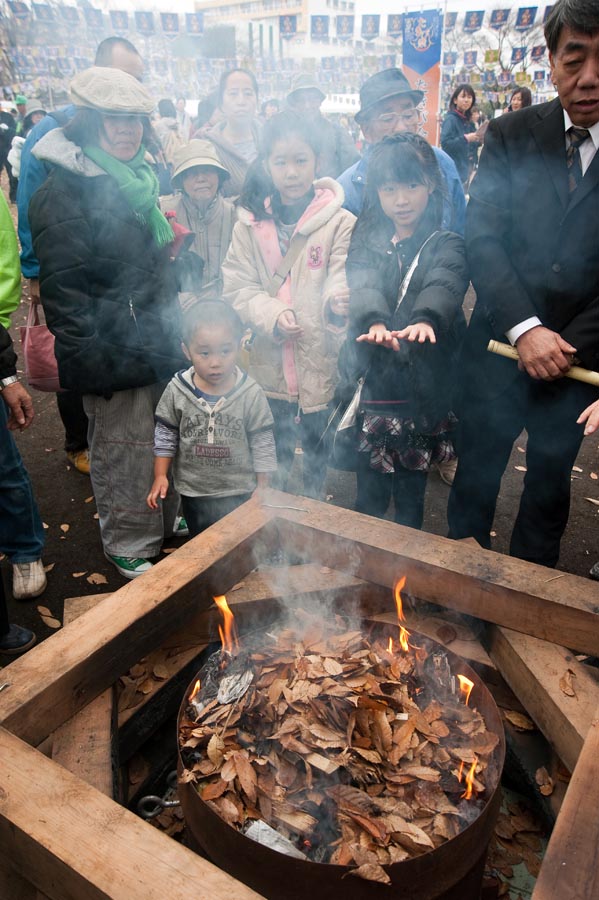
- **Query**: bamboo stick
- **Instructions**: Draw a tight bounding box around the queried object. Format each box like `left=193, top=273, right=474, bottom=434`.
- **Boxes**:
left=487, top=340, right=599, bottom=387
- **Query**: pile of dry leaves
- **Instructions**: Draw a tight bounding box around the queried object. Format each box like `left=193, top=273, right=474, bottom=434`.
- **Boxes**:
left=179, top=614, right=501, bottom=883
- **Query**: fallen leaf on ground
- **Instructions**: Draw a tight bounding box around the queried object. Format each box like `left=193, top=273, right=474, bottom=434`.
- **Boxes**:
left=514, top=466, right=527, bottom=472
left=591, top=473, right=598, bottom=480
left=584, top=497, right=599, bottom=506
left=43, top=563, right=55, bottom=573
left=87, top=572, right=108, bottom=585
left=93, top=512, right=99, bottom=519
left=37, top=606, right=61, bottom=629
left=72, top=571, right=87, bottom=578
left=162, top=547, right=176, bottom=554
left=572, top=466, right=583, bottom=473
left=42, top=522, right=49, bottom=529
left=559, top=668, right=576, bottom=698
left=504, top=710, right=535, bottom=731
left=37, top=605, right=52, bottom=617
left=535, top=766, right=554, bottom=796
left=60, top=523, right=70, bottom=533
left=84, top=496, right=94, bottom=503
left=517, top=446, right=525, bottom=452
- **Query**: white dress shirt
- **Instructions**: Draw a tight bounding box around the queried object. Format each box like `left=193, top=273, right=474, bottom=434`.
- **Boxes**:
left=505, top=110, right=599, bottom=345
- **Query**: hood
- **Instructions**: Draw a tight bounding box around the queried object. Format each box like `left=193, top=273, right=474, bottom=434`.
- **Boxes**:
left=33, top=128, right=104, bottom=177
left=238, top=177, right=345, bottom=236
left=174, top=366, right=251, bottom=405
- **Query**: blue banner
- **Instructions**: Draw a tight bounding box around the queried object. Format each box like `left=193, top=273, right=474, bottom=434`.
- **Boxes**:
left=543, top=5, right=554, bottom=22
left=444, top=11, right=457, bottom=30
left=464, top=49, right=478, bottom=67
left=511, top=46, right=526, bottom=62
left=33, top=3, right=54, bottom=21
left=135, top=12, right=155, bottom=34
left=311, top=15, right=329, bottom=39
left=361, top=14, right=380, bottom=40
left=186, top=13, right=203, bottom=35
left=110, top=11, right=129, bottom=31
left=489, top=9, right=510, bottom=28
left=161, top=13, right=179, bottom=34
left=515, top=7, right=537, bottom=29
left=443, top=51, right=457, bottom=66
left=534, top=70, right=545, bottom=81
left=8, top=1, right=29, bottom=18
left=336, top=15, right=354, bottom=40
left=531, top=44, right=546, bottom=60
left=84, top=8, right=103, bottom=29
left=463, top=10, right=484, bottom=32
left=387, top=14, right=403, bottom=39
left=60, top=7, right=80, bottom=24
left=402, top=10, right=442, bottom=75
left=380, top=54, right=397, bottom=70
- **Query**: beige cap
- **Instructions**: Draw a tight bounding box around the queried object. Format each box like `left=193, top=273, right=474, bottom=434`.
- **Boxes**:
left=70, top=66, right=155, bottom=116
left=171, top=140, right=230, bottom=184
left=287, top=73, right=325, bottom=103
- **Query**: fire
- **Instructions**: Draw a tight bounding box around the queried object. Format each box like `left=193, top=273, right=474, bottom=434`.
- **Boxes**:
left=213, top=594, right=239, bottom=655
left=457, top=674, right=474, bottom=706
left=393, top=576, right=411, bottom=653
left=387, top=636, right=394, bottom=653
left=189, top=679, right=201, bottom=702
left=461, top=756, right=478, bottom=801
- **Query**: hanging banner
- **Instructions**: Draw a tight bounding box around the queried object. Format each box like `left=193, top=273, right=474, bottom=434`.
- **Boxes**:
left=443, top=51, right=457, bottom=66
left=361, top=14, right=380, bottom=40
left=83, top=8, right=103, bottom=29
left=186, top=12, right=204, bottom=34
left=336, top=15, right=354, bottom=40
left=135, top=12, right=155, bottom=35
left=534, top=70, right=545, bottom=81
left=543, top=5, right=554, bottom=22
left=464, top=50, right=478, bottom=67
left=32, top=4, right=54, bottom=22
left=485, top=48, right=500, bottom=63
left=530, top=44, right=546, bottom=60
left=511, top=46, right=526, bottom=63
left=161, top=13, right=179, bottom=35
left=489, top=9, right=510, bottom=28
left=498, top=70, right=512, bottom=84
left=380, top=54, right=397, bottom=70
left=402, top=9, right=442, bottom=145
left=311, top=16, right=329, bottom=39
left=387, top=15, right=403, bottom=39
left=110, top=11, right=129, bottom=31
left=8, top=2, right=29, bottom=19
left=60, top=7, right=80, bottom=24
left=444, top=11, right=457, bottom=30
left=463, top=10, right=484, bottom=32
left=515, top=6, right=537, bottom=29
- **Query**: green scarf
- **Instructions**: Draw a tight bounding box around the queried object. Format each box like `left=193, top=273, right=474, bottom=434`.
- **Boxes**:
left=83, top=144, right=174, bottom=248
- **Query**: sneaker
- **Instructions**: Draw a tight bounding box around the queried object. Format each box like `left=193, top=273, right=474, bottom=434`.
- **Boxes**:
left=436, top=457, right=458, bottom=486
left=12, top=560, right=48, bottom=600
left=172, top=515, right=189, bottom=538
left=66, top=449, right=91, bottom=475
left=0, top=624, right=36, bottom=655
left=105, top=553, right=153, bottom=580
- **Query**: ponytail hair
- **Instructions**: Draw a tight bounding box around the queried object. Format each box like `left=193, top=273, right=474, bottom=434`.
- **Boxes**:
left=239, top=110, right=321, bottom=221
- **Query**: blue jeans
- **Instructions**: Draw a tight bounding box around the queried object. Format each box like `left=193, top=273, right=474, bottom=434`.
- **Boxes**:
left=0, top=400, right=45, bottom=563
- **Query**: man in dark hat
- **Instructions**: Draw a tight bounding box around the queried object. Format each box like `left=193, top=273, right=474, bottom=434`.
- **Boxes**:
left=338, top=67, right=465, bottom=235
left=286, top=73, right=359, bottom=178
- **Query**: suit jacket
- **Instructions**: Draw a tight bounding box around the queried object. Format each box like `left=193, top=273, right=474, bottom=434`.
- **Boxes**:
left=462, top=97, right=599, bottom=397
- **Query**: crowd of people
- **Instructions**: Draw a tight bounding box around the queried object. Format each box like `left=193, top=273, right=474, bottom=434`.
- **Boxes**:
left=1, top=0, right=598, bottom=657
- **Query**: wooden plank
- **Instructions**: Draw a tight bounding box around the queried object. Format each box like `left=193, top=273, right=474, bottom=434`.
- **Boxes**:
left=50, top=595, right=117, bottom=797
left=0, top=727, right=264, bottom=900
left=0, top=500, right=276, bottom=746
left=0, top=854, right=45, bottom=900
left=531, top=711, right=599, bottom=900
left=268, top=491, right=599, bottom=655
left=487, top=626, right=599, bottom=772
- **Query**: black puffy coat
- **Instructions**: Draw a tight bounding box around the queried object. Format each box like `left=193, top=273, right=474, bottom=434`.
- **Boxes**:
left=441, top=110, right=475, bottom=184
left=344, top=219, right=468, bottom=429
left=30, top=162, right=185, bottom=396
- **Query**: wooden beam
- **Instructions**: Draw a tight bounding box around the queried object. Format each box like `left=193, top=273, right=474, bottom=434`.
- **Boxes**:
left=531, top=711, right=599, bottom=900
left=487, top=626, right=599, bottom=772
left=0, top=500, right=276, bottom=746
left=0, top=856, right=44, bottom=900
left=269, top=492, right=599, bottom=655
left=50, top=595, right=117, bottom=797
left=0, top=727, right=265, bottom=900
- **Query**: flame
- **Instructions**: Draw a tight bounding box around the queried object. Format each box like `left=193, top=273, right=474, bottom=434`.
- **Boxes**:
left=213, top=594, right=239, bottom=655
left=461, top=756, right=478, bottom=800
left=189, top=679, right=201, bottom=702
left=393, top=577, right=411, bottom=653
left=387, top=636, right=394, bottom=653
left=457, top=674, right=474, bottom=706
left=457, top=760, right=465, bottom=783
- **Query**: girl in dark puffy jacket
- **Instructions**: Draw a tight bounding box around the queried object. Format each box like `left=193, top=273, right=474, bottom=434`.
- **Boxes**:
left=345, top=133, right=468, bottom=530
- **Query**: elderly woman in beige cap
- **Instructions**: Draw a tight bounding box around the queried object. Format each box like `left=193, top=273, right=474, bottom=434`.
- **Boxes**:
left=29, top=66, right=186, bottom=580
left=161, top=140, right=235, bottom=303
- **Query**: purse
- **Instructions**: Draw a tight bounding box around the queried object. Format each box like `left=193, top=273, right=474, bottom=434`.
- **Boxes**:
left=19, top=299, right=62, bottom=392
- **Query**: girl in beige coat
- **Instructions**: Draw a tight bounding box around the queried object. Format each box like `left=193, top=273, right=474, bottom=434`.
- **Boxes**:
left=222, top=111, right=355, bottom=498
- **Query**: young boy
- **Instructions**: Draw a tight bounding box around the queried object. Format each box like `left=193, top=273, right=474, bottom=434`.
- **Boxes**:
left=147, top=301, right=276, bottom=536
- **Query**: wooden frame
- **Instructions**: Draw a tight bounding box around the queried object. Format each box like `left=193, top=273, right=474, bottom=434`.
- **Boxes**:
left=0, top=491, right=597, bottom=899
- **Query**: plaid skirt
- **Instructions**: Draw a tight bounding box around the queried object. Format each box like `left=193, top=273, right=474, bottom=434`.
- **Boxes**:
left=358, top=411, right=457, bottom=474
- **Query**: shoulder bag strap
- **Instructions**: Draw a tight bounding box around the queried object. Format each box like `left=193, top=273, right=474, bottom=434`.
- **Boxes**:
left=395, top=230, right=440, bottom=312
left=265, top=233, right=308, bottom=297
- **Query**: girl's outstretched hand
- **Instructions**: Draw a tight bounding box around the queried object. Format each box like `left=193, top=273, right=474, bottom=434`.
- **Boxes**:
left=577, top=399, right=599, bottom=435
left=393, top=322, right=437, bottom=344
left=276, top=310, right=303, bottom=340
left=356, top=322, right=400, bottom=351
left=147, top=475, right=169, bottom=509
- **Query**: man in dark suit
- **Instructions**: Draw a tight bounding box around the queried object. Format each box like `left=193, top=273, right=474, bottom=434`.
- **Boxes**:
left=448, top=0, right=599, bottom=568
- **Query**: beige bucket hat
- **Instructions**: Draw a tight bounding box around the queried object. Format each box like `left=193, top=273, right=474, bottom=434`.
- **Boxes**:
left=70, top=66, right=155, bottom=116
left=171, top=140, right=230, bottom=185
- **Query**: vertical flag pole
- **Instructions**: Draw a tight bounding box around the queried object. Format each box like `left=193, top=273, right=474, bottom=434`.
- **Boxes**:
left=437, top=0, right=448, bottom=146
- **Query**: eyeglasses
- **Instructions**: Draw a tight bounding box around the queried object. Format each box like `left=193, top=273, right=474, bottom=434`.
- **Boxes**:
left=375, top=109, right=420, bottom=127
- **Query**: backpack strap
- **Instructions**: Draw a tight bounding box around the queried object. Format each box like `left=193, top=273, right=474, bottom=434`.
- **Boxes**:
left=265, top=233, right=308, bottom=297
left=395, top=230, right=440, bottom=312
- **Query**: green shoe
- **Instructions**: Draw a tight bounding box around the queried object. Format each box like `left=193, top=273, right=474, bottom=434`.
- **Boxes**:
left=173, top=515, right=189, bottom=537
left=104, top=553, right=153, bottom=580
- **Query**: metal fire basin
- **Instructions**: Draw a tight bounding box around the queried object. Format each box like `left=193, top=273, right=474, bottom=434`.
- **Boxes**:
left=177, top=622, right=505, bottom=900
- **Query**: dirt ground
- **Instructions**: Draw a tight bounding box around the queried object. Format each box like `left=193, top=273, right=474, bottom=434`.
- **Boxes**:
left=3, top=205, right=599, bottom=646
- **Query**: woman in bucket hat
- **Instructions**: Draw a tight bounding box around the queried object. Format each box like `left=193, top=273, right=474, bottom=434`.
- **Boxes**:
left=29, top=66, right=188, bottom=580
left=161, top=140, right=236, bottom=304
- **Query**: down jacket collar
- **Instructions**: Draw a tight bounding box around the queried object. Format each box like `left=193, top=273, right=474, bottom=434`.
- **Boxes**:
left=32, top=127, right=105, bottom=178
left=237, top=177, right=345, bottom=236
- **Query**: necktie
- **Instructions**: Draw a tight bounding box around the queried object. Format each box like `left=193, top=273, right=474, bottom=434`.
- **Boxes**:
left=566, top=126, right=590, bottom=193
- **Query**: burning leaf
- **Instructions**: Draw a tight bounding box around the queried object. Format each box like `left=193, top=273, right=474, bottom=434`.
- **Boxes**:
left=87, top=572, right=108, bottom=585
left=535, top=766, right=554, bottom=796
left=202, top=778, right=229, bottom=801
left=348, top=864, right=391, bottom=885
left=559, top=669, right=577, bottom=698
left=503, top=710, right=535, bottom=731
left=60, top=523, right=70, bottom=533
left=207, top=734, right=225, bottom=768
left=323, top=657, right=344, bottom=676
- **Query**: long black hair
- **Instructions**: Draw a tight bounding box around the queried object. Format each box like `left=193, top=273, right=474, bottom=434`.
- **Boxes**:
left=356, top=133, right=445, bottom=241
left=238, top=110, right=322, bottom=221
